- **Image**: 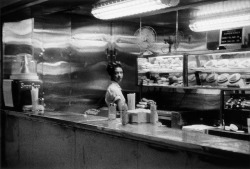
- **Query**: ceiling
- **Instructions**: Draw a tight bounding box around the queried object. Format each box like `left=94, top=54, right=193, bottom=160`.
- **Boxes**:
left=1, top=0, right=226, bottom=24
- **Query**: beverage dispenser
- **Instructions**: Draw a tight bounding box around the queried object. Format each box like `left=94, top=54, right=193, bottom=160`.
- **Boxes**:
left=3, top=53, right=43, bottom=111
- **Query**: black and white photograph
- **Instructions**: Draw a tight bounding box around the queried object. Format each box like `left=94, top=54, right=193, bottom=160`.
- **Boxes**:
left=1, top=0, right=250, bottom=168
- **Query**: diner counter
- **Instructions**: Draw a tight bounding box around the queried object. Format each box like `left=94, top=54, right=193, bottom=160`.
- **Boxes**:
left=4, top=110, right=250, bottom=157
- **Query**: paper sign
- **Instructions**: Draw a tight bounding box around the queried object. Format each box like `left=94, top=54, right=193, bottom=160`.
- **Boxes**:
left=3, top=80, right=14, bottom=107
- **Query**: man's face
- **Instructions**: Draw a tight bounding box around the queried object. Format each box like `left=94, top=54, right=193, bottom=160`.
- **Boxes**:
left=112, top=67, right=123, bottom=83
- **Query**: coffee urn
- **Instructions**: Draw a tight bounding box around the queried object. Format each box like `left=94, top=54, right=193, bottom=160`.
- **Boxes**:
left=3, top=53, right=43, bottom=111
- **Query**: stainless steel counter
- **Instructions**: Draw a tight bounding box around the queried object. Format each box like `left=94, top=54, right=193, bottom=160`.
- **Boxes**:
left=5, top=110, right=250, bottom=156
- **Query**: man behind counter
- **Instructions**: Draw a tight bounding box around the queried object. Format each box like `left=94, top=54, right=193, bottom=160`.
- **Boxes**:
left=105, top=61, right=128, bottom=113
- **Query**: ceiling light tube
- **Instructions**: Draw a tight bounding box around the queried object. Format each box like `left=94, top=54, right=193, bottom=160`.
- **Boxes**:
left=189, top=13, right=250, bottom=32
left=92, top=0, right=180, bottom=20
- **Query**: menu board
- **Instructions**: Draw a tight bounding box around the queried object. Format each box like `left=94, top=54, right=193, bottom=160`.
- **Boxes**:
left=220, top=28, right=243, bottom=45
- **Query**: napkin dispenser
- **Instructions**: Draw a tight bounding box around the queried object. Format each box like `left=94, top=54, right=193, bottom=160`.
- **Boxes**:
left=127, top=109, right=151, bottom=123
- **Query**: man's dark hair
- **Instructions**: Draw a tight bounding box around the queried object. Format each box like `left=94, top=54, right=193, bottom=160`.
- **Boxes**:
left=106, top=61, right=123, bottom=77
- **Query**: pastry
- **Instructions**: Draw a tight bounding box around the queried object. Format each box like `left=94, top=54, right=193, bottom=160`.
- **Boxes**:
left=169, top=76, right=178, bottom=85
left=239, top=59, right=250, bottom=68
left=228, top=59, right=240, bottom=68
left=199, top=60, right=207, bottom=67
left=172, top=58, right=182, bottom=66
left=142, top=50, right=153, bottom=56
left=217, top=73, right=229, bottom=87
left=228, top=73, right=245, bottom=88
left=165, top=58, right=174, bottom=64
left=199, top=73, right=208, bottom=82
left=216, top=59, right=229, bottom=68
left=160, top=77, right=168, bottom=82
left=206, top=73, right=218, bottom=83
left=218, top=73, right=229, bottom=83
left=204, top=60, right=217, bottom=68
left=178, top=76, right=183, bottom=82
left=206, top=73, right=218, bottom=86
left=188, top=61, right=197, bottom=69
left=228, top=73, right=241, bottom=83
left=188, top=74, right=196, bottom=86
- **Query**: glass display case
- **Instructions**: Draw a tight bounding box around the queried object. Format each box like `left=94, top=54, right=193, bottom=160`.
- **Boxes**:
left=137, top=50, right=250, bottom=89
left=189, top=50, right=250, bottom=89
left=137, top=55, right=183, bottom=87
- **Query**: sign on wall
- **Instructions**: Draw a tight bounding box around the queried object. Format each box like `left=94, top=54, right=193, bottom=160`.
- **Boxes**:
left=220, top=28, right=243, bottom=45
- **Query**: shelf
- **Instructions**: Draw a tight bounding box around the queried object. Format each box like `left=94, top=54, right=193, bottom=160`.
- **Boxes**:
left=138, top=70, right=183, bottom=74
left=141, top=84, right=184, bottom=88
left=206, top=128, right=250, bottom=141
left=191, top=68, right=250, bottom=73
left=138, top=70, right=197, bottom=74
left=141, top=84, right=250, bottom=90
left=186, top=48, right=250, bottom=56
left=224, top=108, right=250, bottom=112
left=141, top=85, right=220, bottom=90
left=220, top=88, right=250, bottom=91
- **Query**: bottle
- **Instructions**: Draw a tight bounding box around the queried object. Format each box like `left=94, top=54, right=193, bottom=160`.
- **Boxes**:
left=236, top=98, right=243, bottom=110
left=108, top=103, right=117, bottom=120
left=150, top=103, right=158, bottom=124
left=38, top=98, right=45, bottom=115
left=121, top=104, right=128, bottom=125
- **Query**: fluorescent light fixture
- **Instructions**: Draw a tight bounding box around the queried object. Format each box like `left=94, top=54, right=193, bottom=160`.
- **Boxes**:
left=189, top=13, right=250, bottom=32
left=91, top=0, right=180, bottom=20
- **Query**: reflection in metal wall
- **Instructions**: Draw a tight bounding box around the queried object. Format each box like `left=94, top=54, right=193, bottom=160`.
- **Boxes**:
left=2, top=13, right=221, bottom=113
left=112, top=21, right=141, bottom=92
left=2, top=15, right=142, bottom=113
left=70, top=16, right=111, bottom=111
left=34, top=14, right=72, bottom=111
left=3, top=19, right=33, bottom=78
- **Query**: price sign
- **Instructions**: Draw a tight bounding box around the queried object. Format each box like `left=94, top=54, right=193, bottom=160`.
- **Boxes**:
left=220, top=28, right=243, bottom=45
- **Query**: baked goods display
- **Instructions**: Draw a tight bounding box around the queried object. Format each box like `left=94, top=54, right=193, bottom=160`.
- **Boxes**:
left=138, top=51, right=250, bottom=88
left=138, top=56, right=183, bottom=73
left=138, top=73, right=183, bottom=87
left=137, top=55, right=184, bottom=87
left=200, top=58, right=250, bottom=70
left=189, top=51, right=250, bottom=88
